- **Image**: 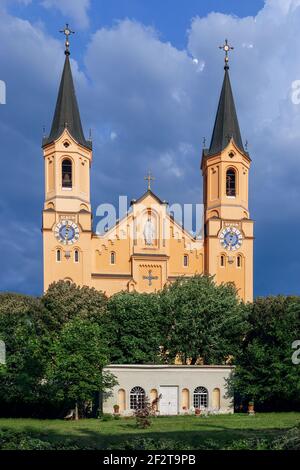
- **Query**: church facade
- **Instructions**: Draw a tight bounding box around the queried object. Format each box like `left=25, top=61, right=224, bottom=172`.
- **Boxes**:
left=42, top=38, right=254, bottom=302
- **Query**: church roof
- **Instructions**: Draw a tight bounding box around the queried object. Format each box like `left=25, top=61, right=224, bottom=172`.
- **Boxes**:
left=207, top=66, right=244, bottom=156
left=43, top=53, right=92, bottom=150
left=130, top=189, right=167, bottom=207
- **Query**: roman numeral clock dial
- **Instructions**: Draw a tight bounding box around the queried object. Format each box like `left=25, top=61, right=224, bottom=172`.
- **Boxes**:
left=54, top=220, right=80, bottom=245
left=219, top=226, right=243, bottom=251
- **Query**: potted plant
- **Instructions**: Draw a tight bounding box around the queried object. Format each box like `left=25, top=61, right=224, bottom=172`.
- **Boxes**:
left=195, top=408, right=201, bottom=416
left=113, top=404, right=120, bottom=415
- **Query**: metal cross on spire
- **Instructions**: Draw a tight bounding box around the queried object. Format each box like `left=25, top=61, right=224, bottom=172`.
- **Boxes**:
left=219, top=39, right=234, bottom=69
left=144, top=171, right=155, bottom=191
left=60, top=23, right=75, bottom=55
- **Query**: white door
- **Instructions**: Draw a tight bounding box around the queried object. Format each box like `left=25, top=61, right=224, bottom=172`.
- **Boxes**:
left=159, top=386, right=178, bottom=415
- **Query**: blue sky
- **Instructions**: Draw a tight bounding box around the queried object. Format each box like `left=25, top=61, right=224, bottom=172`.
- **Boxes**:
left=0, top=0, right=299, bottom=298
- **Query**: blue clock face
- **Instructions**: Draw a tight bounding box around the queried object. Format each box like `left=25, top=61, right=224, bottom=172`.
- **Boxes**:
left=54, top=220, right=79, bottom=245
left=220, top=227, right=243, bottom=251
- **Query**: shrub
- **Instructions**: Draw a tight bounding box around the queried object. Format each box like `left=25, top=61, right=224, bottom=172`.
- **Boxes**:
left=0, top=429, right=91, bottom=450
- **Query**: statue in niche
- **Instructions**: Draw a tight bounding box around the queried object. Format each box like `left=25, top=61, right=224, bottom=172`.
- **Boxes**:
left=143, top=215, right=156, bottom=246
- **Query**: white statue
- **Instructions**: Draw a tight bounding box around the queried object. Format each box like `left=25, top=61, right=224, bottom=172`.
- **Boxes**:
left=143, top=217, right=155, bottom=245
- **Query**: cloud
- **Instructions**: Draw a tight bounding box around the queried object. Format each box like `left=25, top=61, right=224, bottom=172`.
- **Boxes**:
left=41, top=0, right=91, bottom=29
left=0, top=6, right=84, bottom=294
left=84, top=20, right=200, bottom=203
left=1, top=0, right=300, bottom=296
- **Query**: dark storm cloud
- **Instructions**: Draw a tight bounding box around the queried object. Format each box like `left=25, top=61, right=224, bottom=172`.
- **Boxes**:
left=0, top=0, right=300, bottom=296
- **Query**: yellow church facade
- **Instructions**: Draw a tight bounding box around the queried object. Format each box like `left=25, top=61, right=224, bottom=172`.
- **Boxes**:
left=42, top=37, right=254, bottom=302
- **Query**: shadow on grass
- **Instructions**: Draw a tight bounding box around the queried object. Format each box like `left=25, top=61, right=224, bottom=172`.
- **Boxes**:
left=0, top=423, right=294, bottom=450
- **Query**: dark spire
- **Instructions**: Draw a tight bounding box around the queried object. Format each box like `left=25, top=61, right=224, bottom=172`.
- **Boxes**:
left=208, top=68, right=244, bottom=155
left=43, top=25, right=91, bottom=149
left=206, top=40, right=244, bottom=156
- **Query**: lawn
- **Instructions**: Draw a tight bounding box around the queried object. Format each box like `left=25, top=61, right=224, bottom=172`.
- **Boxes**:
left=0, top=413, right=299, bottom=449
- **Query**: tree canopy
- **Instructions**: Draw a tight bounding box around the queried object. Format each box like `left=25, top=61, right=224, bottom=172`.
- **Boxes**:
left=160, top=275, right=246, bottom=364
left=230, top=296, right=300, bottom=410
left=0, top=278, right=299, bottom=415
left=107, top=291, right=164, bottom=364
left=45, top=318, right=116, bottom=416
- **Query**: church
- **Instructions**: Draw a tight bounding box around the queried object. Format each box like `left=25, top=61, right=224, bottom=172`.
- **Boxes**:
left=41, top=29, right=254, bottom=415
left=42, top=31, right=254, bottom=303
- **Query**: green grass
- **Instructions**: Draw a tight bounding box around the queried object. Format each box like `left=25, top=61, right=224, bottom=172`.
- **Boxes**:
left=0, top=413, right=299, bottom=449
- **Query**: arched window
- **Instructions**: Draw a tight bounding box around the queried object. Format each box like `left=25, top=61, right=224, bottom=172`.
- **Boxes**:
left=220, top=255, right=225, bottom=267
left=56, top=249, right=61, bottom=262
left=226, top=168, right=236, bottom=197
left=74, top=250, right=79, bottom=263
left=183, top=255, right=188, bottom=267
left=62, top=158, right=72, bottom=189
left=110, top=251, right=116, bottom=265
left=237, top=255, right=242, bottom=268
left=193, top=387, right=208, bottom=410
left=130, top=386, right=145, bottom=410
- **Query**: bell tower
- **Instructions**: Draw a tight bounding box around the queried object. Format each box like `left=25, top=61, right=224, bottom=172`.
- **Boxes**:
left=42, top=25, right=93, bottom=291
left=202, top=41, right=254, bottom=302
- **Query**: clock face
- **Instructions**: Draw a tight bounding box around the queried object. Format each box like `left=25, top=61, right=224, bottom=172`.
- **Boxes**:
left=220, top=226, right=243, bottom=251
left=54, top=220, right=79, bottom=245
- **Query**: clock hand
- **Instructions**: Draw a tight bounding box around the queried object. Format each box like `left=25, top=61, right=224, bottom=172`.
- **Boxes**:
left=65, top=223, right=70, bottom=240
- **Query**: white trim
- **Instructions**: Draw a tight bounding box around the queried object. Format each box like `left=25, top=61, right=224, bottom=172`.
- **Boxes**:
left=105, top=364, right=234, bottom=370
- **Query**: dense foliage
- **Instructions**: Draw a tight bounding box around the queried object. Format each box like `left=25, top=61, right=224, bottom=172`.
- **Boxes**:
left=107, top=291, right=164, bottom=364
left=230, top=296, right=300, bottom=410
left=160, top=275, right=246, bottom=364
left=46, top=318, right=116, bottom=416
left=0, top=277, right=299, bottom=415
left=0, top=283, right=113, bottom=417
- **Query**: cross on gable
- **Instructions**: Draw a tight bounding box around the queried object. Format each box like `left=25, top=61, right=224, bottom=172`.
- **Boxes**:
left=143, top=270, right=158, bottom=286
left=144, top=171, right=155, bottom=191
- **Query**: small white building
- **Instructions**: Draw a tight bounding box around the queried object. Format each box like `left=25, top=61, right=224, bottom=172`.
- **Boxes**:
left=103, top=364, right=234, bottom=415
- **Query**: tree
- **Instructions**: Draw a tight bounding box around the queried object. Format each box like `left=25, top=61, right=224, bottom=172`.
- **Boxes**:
left=0, top=293, right=52, bottom=409
left=160, top=275, right=247, bottom=365
left=45, top=318, right=116, bottom=418
left=42, top=281, right=108, bottom=328
left=134, top=396, right=154, bottom=429
left=230, top=296, right=300, bottom=410
left=107, top=291, right=165, bottom=364
left=0, top=288, right=113, bottom=417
